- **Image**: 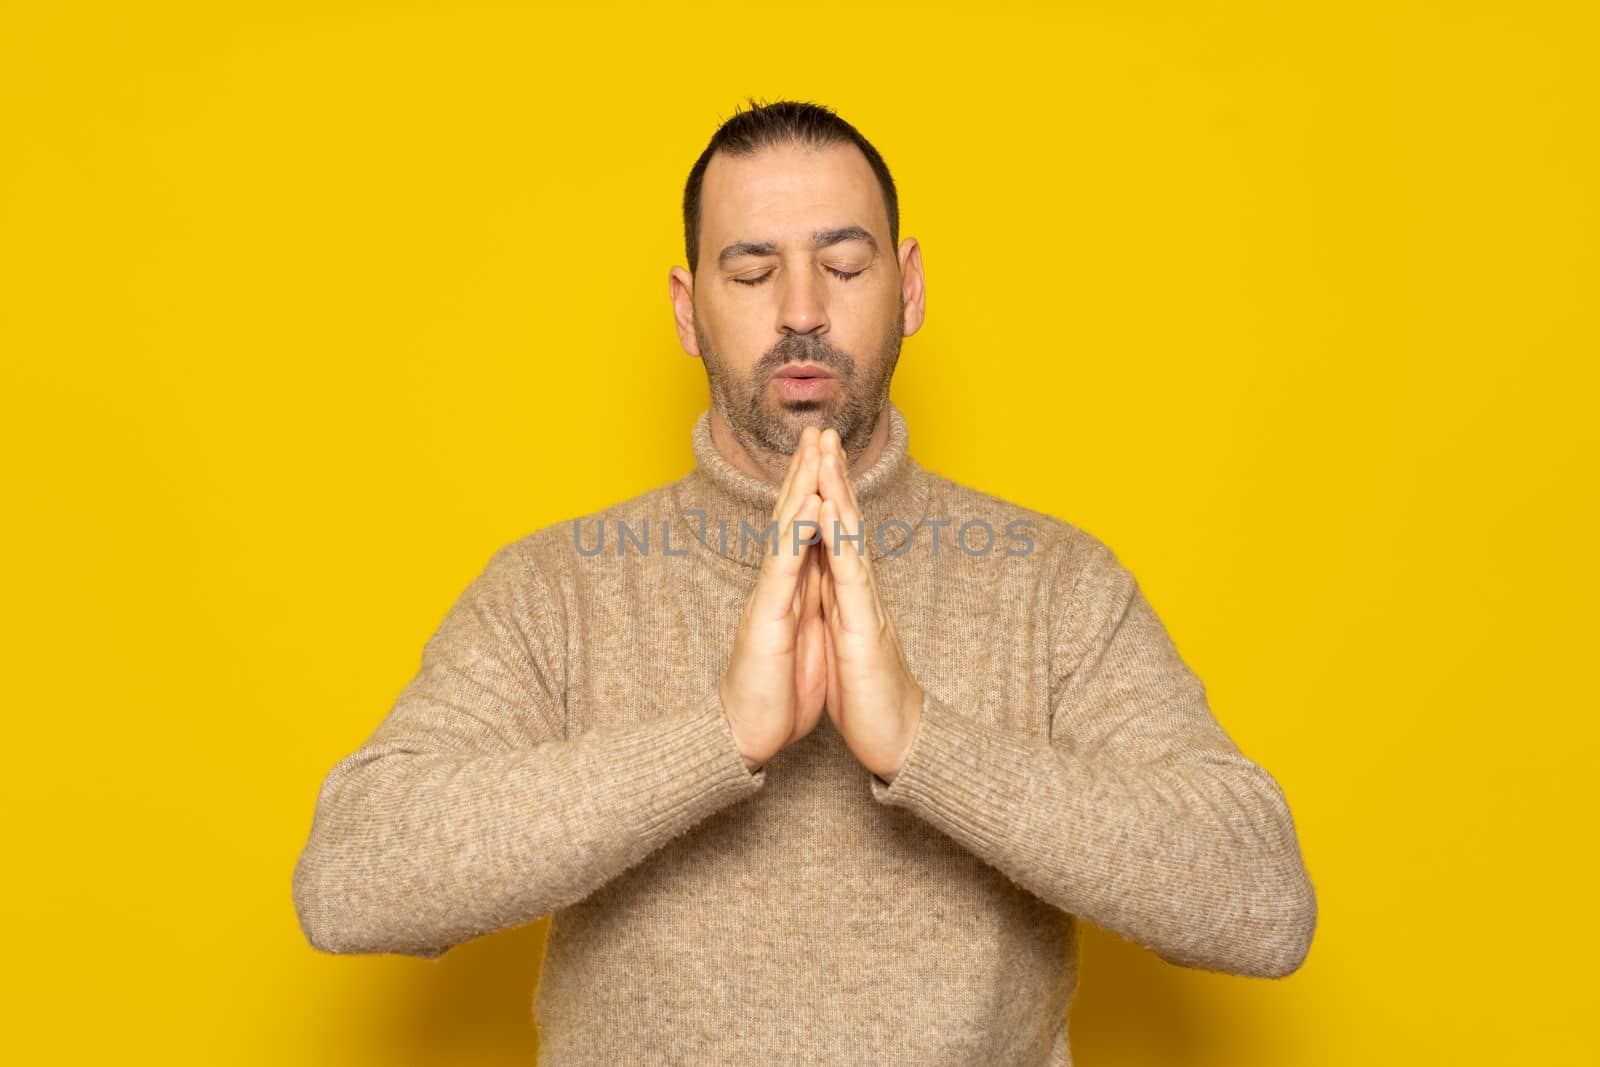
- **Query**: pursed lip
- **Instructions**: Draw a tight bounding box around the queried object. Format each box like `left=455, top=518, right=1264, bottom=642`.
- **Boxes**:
left=772, top=363, right=836, bottom=379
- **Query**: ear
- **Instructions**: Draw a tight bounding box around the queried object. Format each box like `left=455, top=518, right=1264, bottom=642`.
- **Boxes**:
left=897, top=237, right=926, bottom=337
left=668, top=265, right=702, bottom=357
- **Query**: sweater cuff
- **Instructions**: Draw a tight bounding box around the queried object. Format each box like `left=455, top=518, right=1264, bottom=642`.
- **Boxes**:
left=599, top=687, right=766, bottom=845
left=868, top=690, right=1039, bottom=855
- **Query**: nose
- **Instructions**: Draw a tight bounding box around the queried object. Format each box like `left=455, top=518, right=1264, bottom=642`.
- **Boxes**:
left=777, top=262, right=829, bottom=337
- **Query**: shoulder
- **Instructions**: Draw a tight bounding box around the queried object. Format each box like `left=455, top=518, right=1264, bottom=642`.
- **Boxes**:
left=916, top=469, right=1159, bottom=680
left=477, top=478, right=684, bottom=593
left=913, top=464, right=1126, bottom=592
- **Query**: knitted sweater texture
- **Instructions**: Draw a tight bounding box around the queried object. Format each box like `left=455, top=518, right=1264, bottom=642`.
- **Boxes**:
left=291, top=403, right=1318, bottom=1065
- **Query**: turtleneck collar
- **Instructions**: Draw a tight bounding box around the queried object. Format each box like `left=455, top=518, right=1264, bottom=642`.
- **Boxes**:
left=672, top=401, right=934, bottom=569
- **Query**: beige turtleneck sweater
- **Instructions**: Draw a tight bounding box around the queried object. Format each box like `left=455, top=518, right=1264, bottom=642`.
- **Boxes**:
left=290, top=402, right=1318, bottom=1065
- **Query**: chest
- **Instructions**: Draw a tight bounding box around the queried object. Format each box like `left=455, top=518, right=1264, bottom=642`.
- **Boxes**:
left=557, top=552, right=1057, bottom=743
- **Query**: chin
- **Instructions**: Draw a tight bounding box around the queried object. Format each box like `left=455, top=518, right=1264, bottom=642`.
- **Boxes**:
left=776, top=400, right=832, bottom=418
left=750, top=405, right=825, bottom=453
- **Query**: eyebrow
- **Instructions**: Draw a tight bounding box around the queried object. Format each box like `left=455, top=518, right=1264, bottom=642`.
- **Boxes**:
left=717, top=225, right=878, bottom=268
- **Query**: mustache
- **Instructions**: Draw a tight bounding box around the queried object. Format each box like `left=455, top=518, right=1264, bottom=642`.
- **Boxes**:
left=752, top=335, right=856, bottom=379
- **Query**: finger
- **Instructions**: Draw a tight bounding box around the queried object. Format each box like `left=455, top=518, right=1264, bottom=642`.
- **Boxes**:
left=822, top=587, right=841, bottom=726
left=760, top=436, right=823, bottom=621
left=795, top=554, right=827, bottom=727
left=789, top=425, right=822, bottom=505
left=750, top=427, right=822, bottom=626
left=795, top=608, right=827, bottom=737
left=820, top=545, right=835, bottom=617
left=751, top=490, right=821, bottom=623
left=819, top=435, right=885, bottom=602
left=782, top=440, right=824, bottom=562
left=819, top=495, right=879, bottom=634
left=816, top=435, right=853, bottom=518
left=770, top=433, right=806, bottom=530
left=779, top=431, right=825, bottom=533
left=791, top=543, right=807, bottom=618
left=793, top=535, right=824, bottom=620
left=816, top=439, right=870, bottom=572
left=820, top=428, right=858, bottom=506
left=801, top=541, right=823, bottom=621
left=817, top=433, right=866, bottom=548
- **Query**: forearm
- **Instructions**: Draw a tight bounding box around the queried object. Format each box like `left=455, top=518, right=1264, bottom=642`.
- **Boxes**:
left=292, top=689, right=763, bottom=957
left=871, top=691, right=1317, bottom=979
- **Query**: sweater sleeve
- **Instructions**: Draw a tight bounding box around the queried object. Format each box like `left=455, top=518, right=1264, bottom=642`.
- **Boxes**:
left=291, top=542, right=765, bottom=959
left=868, top=538, right=1317, bottom=979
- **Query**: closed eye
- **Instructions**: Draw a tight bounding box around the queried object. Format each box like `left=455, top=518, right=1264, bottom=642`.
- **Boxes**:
left=733, top=266, right=864, bottom=287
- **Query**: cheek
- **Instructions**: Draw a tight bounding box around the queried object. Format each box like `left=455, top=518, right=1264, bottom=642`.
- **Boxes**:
left=841, top=281, right=899, bottom=329
left=844, top=299, right=900, bottom=351
left=703, top=296, right=764, bottom=339
left=699, top=323, right=765, bottom=377
left=697, top=302, right=747, bottom=351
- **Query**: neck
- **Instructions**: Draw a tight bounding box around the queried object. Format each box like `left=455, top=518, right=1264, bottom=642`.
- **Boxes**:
left=675, top=400, right=932, bottom=568
left=708, top=405, right=892, bottom=487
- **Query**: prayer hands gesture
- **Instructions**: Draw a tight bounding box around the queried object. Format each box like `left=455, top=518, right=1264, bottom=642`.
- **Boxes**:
left=719, top=426, right=924, bottom=781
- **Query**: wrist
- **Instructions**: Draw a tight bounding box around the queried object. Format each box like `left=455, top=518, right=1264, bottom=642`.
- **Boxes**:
left=718, top=678, right=769, bottom=773
left=881, top=687, right=925, bottom=782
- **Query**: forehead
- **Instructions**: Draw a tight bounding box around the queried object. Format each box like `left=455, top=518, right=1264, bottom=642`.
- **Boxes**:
left=699, top=141, right=888, bottom=251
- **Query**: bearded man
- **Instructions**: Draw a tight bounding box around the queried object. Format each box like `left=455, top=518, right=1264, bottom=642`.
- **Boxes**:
left=292, top=98, right=1318, bottom=1066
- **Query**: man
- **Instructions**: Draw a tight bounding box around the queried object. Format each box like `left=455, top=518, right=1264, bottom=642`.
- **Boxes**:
left=292, top=98, right=1317, bottom=1065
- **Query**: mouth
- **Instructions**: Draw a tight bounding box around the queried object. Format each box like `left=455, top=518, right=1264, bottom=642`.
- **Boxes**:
left=771, top=363, right=838, bottom=401
left=772, top=363, right=836, bottom=381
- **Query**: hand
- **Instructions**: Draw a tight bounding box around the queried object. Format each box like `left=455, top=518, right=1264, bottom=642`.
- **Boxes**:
left=815, top=428, right=925, bottom=782
left=718, top=426, right=829, bottom=772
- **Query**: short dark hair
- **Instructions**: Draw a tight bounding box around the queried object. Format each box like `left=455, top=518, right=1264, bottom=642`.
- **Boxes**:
left=682, top=97, right=899, bottom=275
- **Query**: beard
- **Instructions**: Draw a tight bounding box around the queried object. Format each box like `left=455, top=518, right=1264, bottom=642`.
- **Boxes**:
left=696, top=297, right=905, bottom=458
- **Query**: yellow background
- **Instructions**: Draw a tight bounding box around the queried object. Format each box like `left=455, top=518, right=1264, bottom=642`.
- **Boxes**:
left=4, top=2, right=1595, bottom=1063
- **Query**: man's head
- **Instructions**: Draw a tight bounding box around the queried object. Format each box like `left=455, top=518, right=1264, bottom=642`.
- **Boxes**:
left=669, top=99, right=925, bottom=468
